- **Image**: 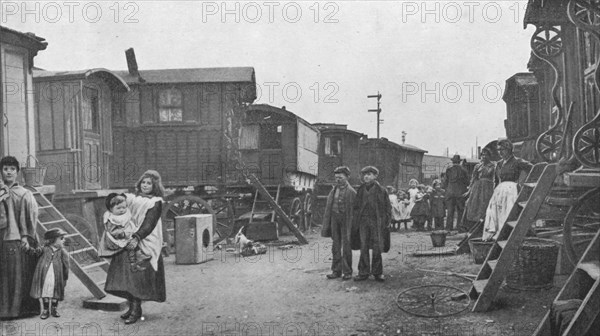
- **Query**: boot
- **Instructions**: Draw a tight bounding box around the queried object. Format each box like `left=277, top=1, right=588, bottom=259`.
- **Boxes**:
left=40, top=299, right=49, bottom=319
left=51, top=300, right=60, bottom=317
left=120, top=299, right=134, bottom=319
left=124, top=299, right=142, bottom=324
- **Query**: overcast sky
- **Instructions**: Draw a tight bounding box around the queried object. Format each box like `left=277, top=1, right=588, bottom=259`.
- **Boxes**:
left=3, top=0, right=536, bottom=157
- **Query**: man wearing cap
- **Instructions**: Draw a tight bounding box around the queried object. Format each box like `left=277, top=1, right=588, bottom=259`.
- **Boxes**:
left=352, top=166, right=391, bottom=282
left=321, top=166, right=356, bottom=280
left=442, top=155, right=469, bottom=231
left=0, top=156, right=40, bottom=318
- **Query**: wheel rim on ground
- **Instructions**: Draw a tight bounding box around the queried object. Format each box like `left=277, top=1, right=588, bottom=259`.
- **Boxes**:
left=563, top=187, right=600, bottom=266
left=396, top=285, right=471, bottom=318
left=161, top=195, right=234, bottom=245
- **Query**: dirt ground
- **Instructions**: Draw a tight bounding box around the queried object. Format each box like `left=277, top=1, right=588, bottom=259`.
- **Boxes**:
left=0, top=230, right=563, bottom=336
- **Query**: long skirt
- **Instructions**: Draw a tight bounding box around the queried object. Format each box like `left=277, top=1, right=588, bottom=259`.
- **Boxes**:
left=482, top=182, right=518, bottom=241
left=0, top=236, right=40, bottom=318
left=105, top=249, right=166, bottom=302
left=465, top=178, right=494, bottom=222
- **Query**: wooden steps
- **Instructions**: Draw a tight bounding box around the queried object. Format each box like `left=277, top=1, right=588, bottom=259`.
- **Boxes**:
left=29, top=187, right=108, bottom=299
left=533, top=230, right=600, bottom=336
left=470, top=163, right=559, bottom=312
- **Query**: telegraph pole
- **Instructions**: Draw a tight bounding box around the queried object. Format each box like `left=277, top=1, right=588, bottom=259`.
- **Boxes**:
left=368, top=92, right=382, bottom=138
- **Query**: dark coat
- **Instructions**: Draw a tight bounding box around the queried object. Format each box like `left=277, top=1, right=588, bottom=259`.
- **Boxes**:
left=350, top=181, right=391, bottom=252
left=321, top=183, right=357, bottom=238
left=495, top=155, right=533, bottom=184
left=443, top=164, right=469, bottom=197
left=30, top=246, right=69, bottom=300
left=430, top=189, right=446, bottom=218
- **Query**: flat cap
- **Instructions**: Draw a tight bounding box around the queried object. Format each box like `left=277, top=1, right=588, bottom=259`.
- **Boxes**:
left=333, top=166, right=351, bottom=176
left=360, top=166, right=379, bottom=175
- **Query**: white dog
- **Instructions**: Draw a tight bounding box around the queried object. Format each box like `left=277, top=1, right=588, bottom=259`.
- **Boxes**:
left=234, top=226, right=267, bottom=256
left=234, top=226, right=253, bottom=253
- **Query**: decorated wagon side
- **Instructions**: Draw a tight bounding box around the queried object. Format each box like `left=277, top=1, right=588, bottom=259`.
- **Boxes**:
left=33, top=68, right=131, bottom=246
left=109, top=49, right=257, bottom=248
left=238, top=104, right=319, bottom=233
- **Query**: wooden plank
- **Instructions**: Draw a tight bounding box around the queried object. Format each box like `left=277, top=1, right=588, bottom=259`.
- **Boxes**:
left=531, top=311, right=552, bottom=336
left=578, top=261, right=600, bottom=281
left=563, top=280, right=600, bottom=336
left=472, top=279, right=488, bottom=294
left=248, top=174, right=308, bottom=244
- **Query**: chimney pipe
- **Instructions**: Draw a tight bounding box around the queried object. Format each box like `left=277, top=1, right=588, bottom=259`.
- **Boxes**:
left=125, top=48, right=139, bottom=77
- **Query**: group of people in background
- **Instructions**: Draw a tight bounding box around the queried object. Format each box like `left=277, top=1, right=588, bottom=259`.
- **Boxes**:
left=321, top=137, right=534, bottom=282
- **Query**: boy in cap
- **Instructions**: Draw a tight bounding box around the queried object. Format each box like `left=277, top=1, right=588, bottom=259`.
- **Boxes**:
left=352, top=166, right=391, bottom=282
left=321, top=166, right=356, bottom=280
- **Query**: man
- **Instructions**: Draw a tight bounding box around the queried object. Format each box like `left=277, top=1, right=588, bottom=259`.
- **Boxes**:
left=321, top=166, right=356, bottom=280
left=351, top=166, right=391, bottom=282
left=442, top=154, right=469, bottom=231
left=0, top=156, right=40, bottom=319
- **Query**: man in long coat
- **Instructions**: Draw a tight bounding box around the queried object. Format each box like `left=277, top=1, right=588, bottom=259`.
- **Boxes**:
left=351, top=166, right=391, bottom=282
left=442, top=155, right=469, bottom=231
left=321, top=166, right=356, bottom=280
left=0, top=156, right=40, bottom=318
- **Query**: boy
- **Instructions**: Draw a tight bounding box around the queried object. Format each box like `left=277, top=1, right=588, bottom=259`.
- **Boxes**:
left=352, top=166, right=391, bottom=282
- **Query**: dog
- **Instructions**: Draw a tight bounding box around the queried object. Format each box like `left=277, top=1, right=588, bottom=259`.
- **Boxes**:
left=234, top=226, right=267, bottom=256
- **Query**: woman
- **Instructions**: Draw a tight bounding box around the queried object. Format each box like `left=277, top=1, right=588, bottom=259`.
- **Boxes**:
left=104, top=170, right=166, bottom=324
left=462, top=148, right=495, bottom=232
left=482, top=139, right=533, bottom=241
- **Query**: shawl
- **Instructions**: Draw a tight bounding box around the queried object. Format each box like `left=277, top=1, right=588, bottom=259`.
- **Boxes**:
left=128, top=194, right=163, bottom=271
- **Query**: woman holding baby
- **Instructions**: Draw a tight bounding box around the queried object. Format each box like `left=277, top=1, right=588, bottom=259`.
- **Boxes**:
left=102, top=170, right=167, bottom=324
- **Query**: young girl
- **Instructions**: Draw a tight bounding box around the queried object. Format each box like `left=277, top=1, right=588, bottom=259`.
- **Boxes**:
left=29, top=228, right=69, bottom=319
left=98, top=193, right=151, bottom=272
left=397, top=191, right=411, bottom=230
left=429, top=180, right=446, bottom=230
left=410, top=185, right=430, bottom=231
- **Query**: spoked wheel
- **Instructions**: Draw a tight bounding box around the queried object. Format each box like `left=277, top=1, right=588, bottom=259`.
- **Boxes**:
left=564, top=187, right=600, bottom=266
left=289, top=197, right=303, bottom=229
left=396, top=285, right=471, bottom=318
left=162, top=195, right=234, bottom=245
left=303, top=193, right=313, bottom=232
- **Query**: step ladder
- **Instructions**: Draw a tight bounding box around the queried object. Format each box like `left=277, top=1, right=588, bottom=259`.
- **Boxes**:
left=247, top=174, right=308, bottom=244
left=29, top=187, right=108, bottom=299
left=470, top=163, right=559, bottom=312
left=532, top=230, right=600, bottom=336
left=249, top=184, right=280, bottom=223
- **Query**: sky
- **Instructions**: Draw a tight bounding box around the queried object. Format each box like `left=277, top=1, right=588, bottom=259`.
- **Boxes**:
left=2, top=0, right=536, bottom=157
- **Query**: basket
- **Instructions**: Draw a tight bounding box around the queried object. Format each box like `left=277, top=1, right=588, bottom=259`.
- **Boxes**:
left=506, top=238, right=559, bottom=290
left=21, top=155, right=46, bottom=187
left=430, top=230, right=447, bottom=247
left=469, top=238, right=495, bottom=264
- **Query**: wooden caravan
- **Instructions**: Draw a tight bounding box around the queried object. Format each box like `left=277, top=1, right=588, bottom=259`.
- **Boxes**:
left=0, top=25, right=47, bottom=162
left=359, top=137, right=427, bottom=190
left=239, top=104, right=319, bottom=188
left=33, top=68, right=131, bottom=246
left=313, top=123, right=364, bottom=187
left=111, top=51, right=256, bottom=188
left=238, top=104, right=319, bottom=232
left=33, top=69, right=130, bottom=192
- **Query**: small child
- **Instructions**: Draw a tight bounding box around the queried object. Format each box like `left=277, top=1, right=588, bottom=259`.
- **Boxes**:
left=387, top=186, right=403, bottom=232
left=397, top=191, right=411, bottom=230
left=29, top=228, right=69, bottom=319
left=429, top=180, right=446, bottom=230
left=410, top=185, right=430, bottom=231
left=98, top=193, right=150, bottom=272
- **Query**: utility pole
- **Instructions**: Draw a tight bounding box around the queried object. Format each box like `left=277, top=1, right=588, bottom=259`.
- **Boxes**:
left=367, top=92, right=382, bottom=138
